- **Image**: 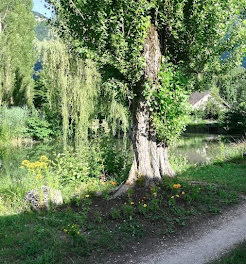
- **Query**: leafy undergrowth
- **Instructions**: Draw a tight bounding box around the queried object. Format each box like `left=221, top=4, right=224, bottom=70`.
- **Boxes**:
left=212, top=242, right=246, bottom=264
left=0, top=178, right=240, bottom=264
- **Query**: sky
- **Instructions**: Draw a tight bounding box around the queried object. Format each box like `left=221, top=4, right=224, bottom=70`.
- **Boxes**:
left=32, top=0, right=53, bottom=18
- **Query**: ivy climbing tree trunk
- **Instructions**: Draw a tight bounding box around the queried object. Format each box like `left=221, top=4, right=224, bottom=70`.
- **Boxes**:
left=112, top=25, right=175, bottom=198
left=126, top=94, right=175, bottom=186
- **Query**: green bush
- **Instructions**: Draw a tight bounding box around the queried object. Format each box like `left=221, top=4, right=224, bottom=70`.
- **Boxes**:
left=222, top=103, right=246, bottom=134
left=52, top=145, right=104, bottom=186
left=97, top=135, right=131, bottom=182
left=0, top=107, right=55, bottom=142
left=204, top=100, right=224, bottom=120
left=26, top=115, right=53, bottom=141
left=191, top=99, right=225, bottom=121
left=52, top=134, right=132, bottom=186
left=110, top=208, right=121, bottom=219
left=191, top=109, right=204, bottom=120
left=0, top=106, right=29, bottom=140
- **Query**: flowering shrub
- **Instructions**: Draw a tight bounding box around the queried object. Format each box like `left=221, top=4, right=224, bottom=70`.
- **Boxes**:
left=20, top=155, right=50, bottom=180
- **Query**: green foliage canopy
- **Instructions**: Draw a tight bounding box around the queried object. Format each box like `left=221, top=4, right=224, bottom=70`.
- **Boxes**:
left=35, top=21, right=52, bottom=41
left=0, top=0, right=36, bottom=106
left=51, top=0, right=245, bottom=82
left=218, top=66, right=246, bottom=105
left=51, top=0, right=246, bottom=142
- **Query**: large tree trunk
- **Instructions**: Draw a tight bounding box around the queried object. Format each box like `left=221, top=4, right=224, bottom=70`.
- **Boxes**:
left=111, top=25, right=175, bottom=198
left=126, top=96, right=175, bottom=186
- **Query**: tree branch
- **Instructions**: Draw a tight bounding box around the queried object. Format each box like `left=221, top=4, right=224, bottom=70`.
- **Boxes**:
left=69, top=0, right=84, bottom=19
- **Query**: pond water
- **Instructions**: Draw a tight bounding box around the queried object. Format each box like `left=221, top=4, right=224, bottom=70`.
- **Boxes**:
left=0, top=133, right=237, bottom=180
left=171, top=133, right=238, bottom=164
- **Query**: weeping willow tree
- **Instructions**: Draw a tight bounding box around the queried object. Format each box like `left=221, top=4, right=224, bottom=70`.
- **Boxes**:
left=38, top=40, right=101, bottom=147
left=100, top=79, right=130, bottom=137
left=0, top=0, right=36, bottom=106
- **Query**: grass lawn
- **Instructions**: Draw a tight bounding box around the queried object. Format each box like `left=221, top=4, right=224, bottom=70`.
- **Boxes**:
left=212, top=242, right=246, bottom=264
left=180, top=157, right=246, bottom=194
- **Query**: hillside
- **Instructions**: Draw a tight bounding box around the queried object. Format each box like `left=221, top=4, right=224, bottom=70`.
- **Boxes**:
left=33, top=11, right=51, bottom=41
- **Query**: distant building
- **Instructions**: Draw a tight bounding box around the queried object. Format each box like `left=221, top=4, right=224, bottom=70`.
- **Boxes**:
left=189, top=91, right=229, bottom=110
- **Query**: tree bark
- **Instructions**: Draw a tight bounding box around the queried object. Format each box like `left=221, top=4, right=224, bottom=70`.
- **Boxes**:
left=111, top=24, right=175, bottom=198
left=126, top=96, right=175, bottom=186
left=158, top=143, right=175, bottom=177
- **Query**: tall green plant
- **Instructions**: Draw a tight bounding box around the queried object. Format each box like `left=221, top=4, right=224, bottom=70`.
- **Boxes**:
left=148, top=62, right=190, bottom=143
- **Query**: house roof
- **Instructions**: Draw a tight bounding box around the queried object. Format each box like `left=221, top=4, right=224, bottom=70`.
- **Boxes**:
left=189, top=91, right=210, bottom=105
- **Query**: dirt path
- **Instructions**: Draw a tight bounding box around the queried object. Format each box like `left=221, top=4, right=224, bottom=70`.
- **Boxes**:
left=103, top=198, right=246, bottom=264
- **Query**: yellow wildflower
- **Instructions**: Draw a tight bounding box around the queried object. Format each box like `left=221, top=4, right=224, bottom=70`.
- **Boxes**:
left=21, top=160, right=29, bottom=166
left=171, top=196, right=175, bottom=199
left=143, top=204, right=147, bottom=208
left=40, top=155, right=49, bottom=162
left=130, top=202, right=134, bottom=205
left=176, top=194, right=180, bottom=198
left=182, top=191, right=185, bottom=195
left=85, top=194, right=90, bottom=198
left=36, top=174, right=43, bottom=179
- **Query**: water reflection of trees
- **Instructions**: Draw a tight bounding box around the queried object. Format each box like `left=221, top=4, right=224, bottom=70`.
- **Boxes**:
left=171, top=134, right=226, bottom=164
